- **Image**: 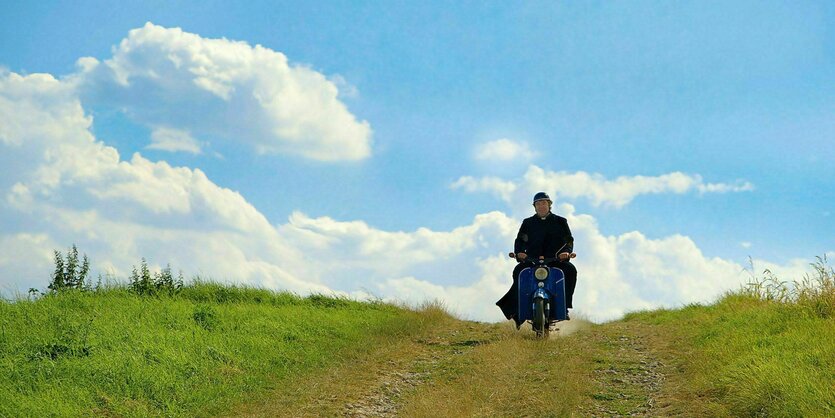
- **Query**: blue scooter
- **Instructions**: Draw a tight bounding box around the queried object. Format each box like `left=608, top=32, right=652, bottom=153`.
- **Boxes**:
left=509, top=240, right=575, bottom=337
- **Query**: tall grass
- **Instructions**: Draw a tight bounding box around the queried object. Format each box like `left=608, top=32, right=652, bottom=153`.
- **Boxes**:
left=0, top=282, right=441, bottom=417
left=741, top=255, right=835, bottom=319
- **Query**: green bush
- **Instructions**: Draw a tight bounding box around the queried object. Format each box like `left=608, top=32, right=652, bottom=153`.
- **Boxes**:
left=48, top=244, right=90, bottom=293
left=129, top=259, right=184, bottom=296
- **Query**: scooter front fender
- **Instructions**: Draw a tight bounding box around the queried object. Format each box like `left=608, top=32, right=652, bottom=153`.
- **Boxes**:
left=518, top=266, right=568, bottom=322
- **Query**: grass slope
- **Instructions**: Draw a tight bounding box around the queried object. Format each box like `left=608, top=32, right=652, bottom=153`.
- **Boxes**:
left=2, top=258, right=832, bottom=417
left=0, top=283, right=443, bottom=417
left=625, top=293, right=834, bottom=417
left=272, top=259, right=833, bottom=417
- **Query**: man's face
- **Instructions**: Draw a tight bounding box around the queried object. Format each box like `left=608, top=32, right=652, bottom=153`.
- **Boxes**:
left=534, top=200, right=551, bottom=217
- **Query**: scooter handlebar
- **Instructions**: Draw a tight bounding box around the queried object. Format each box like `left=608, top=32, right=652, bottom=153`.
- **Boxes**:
left=508, top=252, right=576, bottom=263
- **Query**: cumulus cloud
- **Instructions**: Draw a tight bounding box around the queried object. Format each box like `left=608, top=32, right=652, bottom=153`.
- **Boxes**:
left=474, top=138, right=532, bottom=162
left=0, top=233, right=57, bottom=293
left=279, top=210, right=518, bottom=290
left=0, top=71, right=326, bottom=295
left=0, top=70, right=519, bottom=312
left=74, top=22, right=372, bottom=161
left=449, top=176, right=517, bottom=203
left=0, top=72, right=522, bottom=310
left=453, top=165, right=754, bottom=209
left=282, top=202, right=799, bottom=322
left=148, top=127, right=202, bottom=154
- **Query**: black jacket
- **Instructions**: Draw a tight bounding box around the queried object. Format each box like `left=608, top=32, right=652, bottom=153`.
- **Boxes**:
left=514, top=212, right=573, bottom=259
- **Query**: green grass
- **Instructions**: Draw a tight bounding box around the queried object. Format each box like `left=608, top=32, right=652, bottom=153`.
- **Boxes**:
left=623, top=257, right=835, bottom=417
left=4, top=257, right=832, bottom=416
left=0, top=282, right=442, bottom=417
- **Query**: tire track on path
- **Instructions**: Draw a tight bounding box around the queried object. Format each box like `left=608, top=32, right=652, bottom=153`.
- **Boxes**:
left=229, top=319, right=496, bottom=417
left=580, top=322, right=666, bottom=417
left=343, top=324, right=496, bottom=417
left=232, top=317, right=670, bottom=417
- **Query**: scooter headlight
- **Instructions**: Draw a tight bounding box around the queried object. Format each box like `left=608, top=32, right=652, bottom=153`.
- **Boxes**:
left=534, top=267, right=549, bottom=281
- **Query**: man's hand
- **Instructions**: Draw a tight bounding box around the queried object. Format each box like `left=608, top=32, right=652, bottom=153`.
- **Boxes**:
left=558, top=252, right=576, bottom=261
left=516, top=252, right=528, bottom=261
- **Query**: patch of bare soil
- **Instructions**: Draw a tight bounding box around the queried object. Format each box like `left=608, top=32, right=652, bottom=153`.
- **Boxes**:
left=581, top=323, right=666, bottom=417
left=342, top=364, right=431, bottom=417
left=340, top=325, right=492, bottom=417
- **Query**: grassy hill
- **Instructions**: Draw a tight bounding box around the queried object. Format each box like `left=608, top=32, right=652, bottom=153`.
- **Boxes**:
left=1, top=259, right=832, bottom=417
left=0, top=283, right=448, bottom=416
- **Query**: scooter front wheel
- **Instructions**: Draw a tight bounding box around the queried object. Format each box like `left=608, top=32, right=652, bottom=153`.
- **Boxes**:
left=532, top=297, right=546, bottom=337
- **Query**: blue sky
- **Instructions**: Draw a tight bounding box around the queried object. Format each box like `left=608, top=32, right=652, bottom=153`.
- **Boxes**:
left=1, top=1, right=833, bottom=321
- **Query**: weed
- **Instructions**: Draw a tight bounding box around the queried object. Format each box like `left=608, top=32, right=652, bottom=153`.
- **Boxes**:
left=306, top=293, right=350, bottom=308
left=48, top=244, right=90, bottom=293
left=794, top=256, right=835, bottom=318
left=129, top=259, right=184, bottom=296
left=742, top=254, right=835, bottom=318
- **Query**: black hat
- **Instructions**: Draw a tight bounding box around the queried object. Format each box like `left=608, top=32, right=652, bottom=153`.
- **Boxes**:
left=533, top=192, right=551, bottom=205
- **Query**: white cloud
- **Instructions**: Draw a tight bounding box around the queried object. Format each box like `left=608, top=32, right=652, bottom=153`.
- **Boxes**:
left=741, top=241, right=752, bottom=249
left=452, top=165, right=755, bottom=209
left=449, top=176, right=517, bottom=203
left=287, top=201, right=800, bottom=322
left=523, top=166, right=754, bottom=208
left=697, top=181, right=755, bottom=193
left=329, top=74, right=359, bottom=99
left=380, top=254, right=518, bottom=321
left=278, top=210, right=518, bottom=290
left=0, top=233, right=56, bottom=295
left=1, top=72, right=536, bottom=308
left=75, top=22, right=372, bottom=161
left=473, top=138, right=532, bottom=162
left=0, top=71, right=324, bottom=295
left=148, top=127, right=202, bottom=154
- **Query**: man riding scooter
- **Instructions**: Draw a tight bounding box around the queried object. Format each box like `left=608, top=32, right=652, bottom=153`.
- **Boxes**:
left=496, top=192, right=578, bottom=328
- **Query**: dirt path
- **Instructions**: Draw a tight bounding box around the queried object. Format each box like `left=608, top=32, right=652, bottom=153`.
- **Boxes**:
left=229, top=320, right=498, bottom=417
left=343, top=323, right=500, bottom=417
left=233, top=319, right=670, bottom=417
left=579, top=322, right=667, bottom=417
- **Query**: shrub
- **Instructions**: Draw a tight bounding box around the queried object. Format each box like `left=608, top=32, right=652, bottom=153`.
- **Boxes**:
left=129, top=259, right=184, bottom=296
left=48, top=245, right=90, bottom=293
